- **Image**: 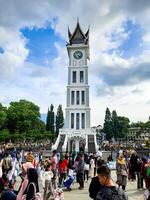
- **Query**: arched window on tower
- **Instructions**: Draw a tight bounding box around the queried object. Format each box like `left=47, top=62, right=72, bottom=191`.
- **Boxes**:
left=81, top=113, right=85, bottom=129
left=71, top=113, right=74, bottom=129
left=81, top=90, right=85, bottom=105
left=80, top=71, right=84, bottom=83
left=76, top=113, right=80, bottom=130
left=71, top=91, right=75, bottom=105
left=76, top=91, right=80, bottom=105
left=72, top=71, right=76, bottom=83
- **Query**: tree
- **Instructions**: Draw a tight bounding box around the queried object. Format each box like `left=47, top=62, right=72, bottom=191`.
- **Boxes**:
left=49, top=104, right=55, bottom=140
left=0, top=129, right=10, bottom=143
left=144, top=121, right=150, bottom=129
left=103, top=108, right=113, bottom=140
left=46, top=108, right=50, bottom=131
left=111, top=110, right=119, bottom=139
left=56, top=105, right=64, bottom=137
left=130, top=121, right=145, bottom=128
left=117, top=116, right=130, bottom=138
left=103, top=108, right=130, bottom=140
left=130, top=121, right=145, bottom=137
left=7, top=99, right=41, bottom=134
left=0, top=103, right=7, bottom=131
left=46, top=104, right=55, bottom=140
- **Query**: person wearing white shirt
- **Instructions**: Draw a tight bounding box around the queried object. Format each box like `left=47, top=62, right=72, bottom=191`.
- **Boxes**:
left=42, top=164, right=53, bottom=200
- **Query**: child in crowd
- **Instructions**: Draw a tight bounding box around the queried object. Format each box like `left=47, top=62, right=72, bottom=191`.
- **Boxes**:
left=42, top=164, right=54, bottom=200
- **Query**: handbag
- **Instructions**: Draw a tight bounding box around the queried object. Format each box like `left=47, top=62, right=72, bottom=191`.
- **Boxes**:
left=121, top=169, right=127, bottom=176
left=22, top=182, right=41, bottom=200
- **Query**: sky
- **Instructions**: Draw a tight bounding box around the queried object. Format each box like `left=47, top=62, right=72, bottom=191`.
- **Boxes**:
left=0, top=0, right=150, bottom=126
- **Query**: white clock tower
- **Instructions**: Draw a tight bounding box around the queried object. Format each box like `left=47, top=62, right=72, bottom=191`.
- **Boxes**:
left=52, top=21, right=98, bottom=153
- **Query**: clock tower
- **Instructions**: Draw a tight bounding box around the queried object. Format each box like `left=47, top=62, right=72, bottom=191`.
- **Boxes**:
left=52, top=21, right=98, bottom=153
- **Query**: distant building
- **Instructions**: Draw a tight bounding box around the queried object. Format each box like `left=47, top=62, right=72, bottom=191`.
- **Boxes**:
left=127, top=127, right=150, bottom=141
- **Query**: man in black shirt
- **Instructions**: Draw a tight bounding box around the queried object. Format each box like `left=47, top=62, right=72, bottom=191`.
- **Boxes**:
left=96, top=165, right=128, bottom=200
left=89, top=159, right=105, bottom=200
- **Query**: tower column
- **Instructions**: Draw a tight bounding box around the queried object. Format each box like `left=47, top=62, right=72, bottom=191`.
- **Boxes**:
left=94, top=134, right=98, bottom=152
left=62, top=135, right=68, bottom=152
left=68, top=138, right=71, bottom=152
left=75, top=139, right=80, bottom=152
left=85, top=134, right=88, bottom=153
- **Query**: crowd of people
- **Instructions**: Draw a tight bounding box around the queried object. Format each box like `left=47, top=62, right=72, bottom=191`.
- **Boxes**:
left=0, top=147, right=149, bottom=200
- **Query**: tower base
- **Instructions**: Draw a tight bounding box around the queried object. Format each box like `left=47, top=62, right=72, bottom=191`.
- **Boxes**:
left=51, top=128, right=99, bottom=153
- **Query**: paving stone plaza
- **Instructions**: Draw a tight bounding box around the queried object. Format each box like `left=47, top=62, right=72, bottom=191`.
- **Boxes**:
left=58, top=171, right=144, bottom=200
left=63, top=180, right=144, bottom=200
left=37, top=170, right=144, bottom=200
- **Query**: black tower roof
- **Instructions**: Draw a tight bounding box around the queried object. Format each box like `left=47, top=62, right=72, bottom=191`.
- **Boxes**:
left=67, top=21, right=89, bottom=45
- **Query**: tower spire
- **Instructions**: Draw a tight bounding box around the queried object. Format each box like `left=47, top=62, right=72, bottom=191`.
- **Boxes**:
left=68, top=26, right=72, bottom=39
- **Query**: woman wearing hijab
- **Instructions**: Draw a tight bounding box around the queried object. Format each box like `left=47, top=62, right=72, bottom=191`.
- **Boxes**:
left=116, top=154, right=128, bottom=191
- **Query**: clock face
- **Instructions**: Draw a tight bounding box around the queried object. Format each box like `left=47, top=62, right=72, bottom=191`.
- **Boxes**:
left=73, top=51, right=83, bottom=59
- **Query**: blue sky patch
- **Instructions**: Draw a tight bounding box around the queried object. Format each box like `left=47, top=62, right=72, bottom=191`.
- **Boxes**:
left=118, top=20, right=144, bottom=58
left=105, top=20, right=144, bottom=58
left=0, top=47, right=4, bottom=54
left=21, top=25, right=65, bottom=66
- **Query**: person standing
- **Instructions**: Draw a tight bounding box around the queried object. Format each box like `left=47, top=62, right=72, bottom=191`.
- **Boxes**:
left=2, top=152, right=12, bottom=174
left=89, top=154, right=95, bottom=178
left=116, top=154, right=128, bottom=191
left=58, top=154, right=69, bottom=187
left=96, top=165, right=128, bottom=200
left=84, top=154, right=90, bottom=182
left=0, top=153, right=3, bottom=178
left=16, top=162, right=34, bottom=200
left=76, top=154, right=84, bottom=190
left=26, top=149, right=35, bottom=165
left=131, top=152, right=142, bottom=189
left=50, top=150, right=58, bottom=189
left=145, top=159, right=150, bottom=190
left=42, top=164, right=53, bottom=200
left=129, top=152, right=137, bottom=181
left=89, top=159, right=106, bottom=200
left=22, top=168, right=41, bottom=200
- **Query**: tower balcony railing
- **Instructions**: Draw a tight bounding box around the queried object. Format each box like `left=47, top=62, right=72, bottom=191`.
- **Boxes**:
left=59, top=128, right=96, bottom=135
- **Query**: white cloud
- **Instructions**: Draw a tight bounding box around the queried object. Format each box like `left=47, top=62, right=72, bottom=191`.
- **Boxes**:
left=143, top=33, right=150, bottom=42
left=0, top=27, right=28, bottom=77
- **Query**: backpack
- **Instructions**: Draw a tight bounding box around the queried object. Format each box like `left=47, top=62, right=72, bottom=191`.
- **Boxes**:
left=96, top=186, right=127, bottom=200
left=146, top=166, right=150, bottom=177
left=2, top=157, right=12, bottom=170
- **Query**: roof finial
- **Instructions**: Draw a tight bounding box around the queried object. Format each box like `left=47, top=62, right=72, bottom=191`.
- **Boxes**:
left=85, top=25, right=90, bottom=38
left=77, top=17, right=79, bottom=24
left=68, top=26, right=72, bottom=39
